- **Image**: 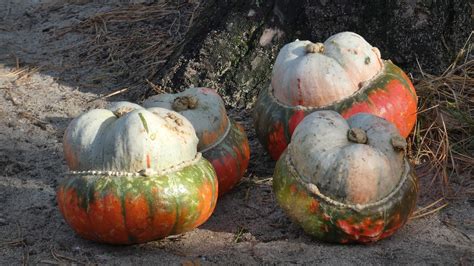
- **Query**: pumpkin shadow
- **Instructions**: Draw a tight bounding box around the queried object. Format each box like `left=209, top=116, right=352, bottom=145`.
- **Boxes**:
left=195, top=108, right=308, bottom=243
left=199, top=173, right=307, bottom=243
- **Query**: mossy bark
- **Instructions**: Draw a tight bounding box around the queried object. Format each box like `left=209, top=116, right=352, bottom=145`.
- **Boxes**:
left=148, top=0, right=472, bottom=109
left=149, top=0, right=309, bottom=109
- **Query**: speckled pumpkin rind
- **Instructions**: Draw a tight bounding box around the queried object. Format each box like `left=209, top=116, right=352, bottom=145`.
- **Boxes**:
left=143, top=87, right=229, bottom=152
left=203, top=120, right=250, bottom=196
left=253, top=61, right=417, bottom=160
left=144, top=88, right=250, bottom=196
left=57, top=157, right=218, bottom=245
left=273, top=150, right=418, bottom=244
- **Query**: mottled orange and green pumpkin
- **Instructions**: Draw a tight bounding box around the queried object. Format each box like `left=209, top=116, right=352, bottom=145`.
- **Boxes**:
left=59, top=103, right=218, bottom=244
left=254, top=32, right=417, bottom=160
left=144, top=87, right=250, bottom=196
left=273, top=111, right=418, bottom=243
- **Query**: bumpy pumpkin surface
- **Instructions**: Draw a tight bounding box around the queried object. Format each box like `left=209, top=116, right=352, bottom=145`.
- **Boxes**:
left=144, top=87, right=250, bottom=196
left=254, top=31, right=417, bottom=160
left=59, top=103, right=218, bottom=244
left=273, top=111, right=418, bottom=244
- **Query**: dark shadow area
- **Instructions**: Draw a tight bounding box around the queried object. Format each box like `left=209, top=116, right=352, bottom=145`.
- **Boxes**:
left=304, top=0, right=472, bottom=75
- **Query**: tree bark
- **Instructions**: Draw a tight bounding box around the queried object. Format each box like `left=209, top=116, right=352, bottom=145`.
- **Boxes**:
left=150, top=0, right=472, bottom=109
left=304, top=0, right=472, bottom=75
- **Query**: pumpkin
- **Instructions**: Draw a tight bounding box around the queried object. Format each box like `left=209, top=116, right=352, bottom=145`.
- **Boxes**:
left=254, top=31, right=417, bottom=160
left=273, top=111, right=418, bottom=244
left=143, top=87, right=250, bottom=196
left=58, top=102, right=218, bottom=244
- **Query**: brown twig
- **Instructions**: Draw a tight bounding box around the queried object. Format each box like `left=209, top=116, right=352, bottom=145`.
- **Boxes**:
left=50, top=247, right=87, bottom=265
left=0, top=223, right=28, bottom=265
left=410, top=203, right=449, bottom=220
left=441, top=219, right=472, bottom=242
left=233, top=226, right=248, bottom=243
left=412, top=197, right=445, bottom=215
left=87, top=87, right=129, bottom=103
left=38, top=260, right=61, bottom=265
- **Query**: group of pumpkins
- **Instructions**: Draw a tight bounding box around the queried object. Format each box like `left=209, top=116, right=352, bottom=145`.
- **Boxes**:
left=57, top=32, right=419, bottom=245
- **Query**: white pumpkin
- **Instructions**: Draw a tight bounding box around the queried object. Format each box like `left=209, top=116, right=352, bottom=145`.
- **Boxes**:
left=143, top=87, right=229, bottom=151
left=272, top=110, right=418, bottom=243
left=63, top=102, right=198, bottom=173
left=271, top=32, right=383, bottom=107
left=288, top=110, right=406, bottom=204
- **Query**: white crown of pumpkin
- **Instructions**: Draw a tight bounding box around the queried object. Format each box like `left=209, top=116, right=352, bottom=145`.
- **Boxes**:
left=271, top=32, right=384, bottom=107
left=63, top=102, right=199, bottom=176
left=143, top=87, right=230, bottom=152
left=287, top=110, right=408, bottom=206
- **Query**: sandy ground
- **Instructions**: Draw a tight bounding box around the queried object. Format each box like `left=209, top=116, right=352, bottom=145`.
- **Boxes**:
left=0, top=1, right=473, bottom=265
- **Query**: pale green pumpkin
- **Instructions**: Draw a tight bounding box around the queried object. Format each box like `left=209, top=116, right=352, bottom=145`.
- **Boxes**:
left=272, top=32, right=384, bottom=108
left=273, top=111, right=418, bottom=243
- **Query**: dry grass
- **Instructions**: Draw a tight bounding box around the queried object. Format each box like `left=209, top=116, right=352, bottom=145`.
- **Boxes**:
left=410, top=32, right=473, bottom=202
left=59, top=0, right=199, bottom=95
left=0, top=223, right=28, bottom=265
left=410, top=197, right=449, bottom=220
left=0, top=55, right=41, bottom=83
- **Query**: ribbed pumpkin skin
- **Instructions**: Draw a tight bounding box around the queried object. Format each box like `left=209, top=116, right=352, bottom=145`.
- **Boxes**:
left=254, top=61, right=417, bottom=160
left=271, top=33, right=384, bottom=108
left=57, top=157, right=217, bottom=245
left=143, top=87, right=229, bottom=152
left=203, top=120, right=250, bottom=196
left=273, top=150, right=418, bottom=244
left=144, top=88, right=250, bottom=196
left=272, top=111, right=418, bottom=243
left=63, top=105, right=198, bottom=172
left=60, top=103, right=218, bottom=244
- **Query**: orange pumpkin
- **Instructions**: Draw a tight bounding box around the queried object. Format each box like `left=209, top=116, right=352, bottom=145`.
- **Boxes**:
left=273, top=111, right=418, bottom=243
left=254, top=32, right=417, bottom=160
left=144, top=87, right=250, bottom=196
left=59, top=103, right=218, bottom=244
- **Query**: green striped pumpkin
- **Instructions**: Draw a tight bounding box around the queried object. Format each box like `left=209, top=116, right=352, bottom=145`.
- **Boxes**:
left=59, top=102, right=218, bottom=244
left=273, top=111, right=418, bottom=243
left=254, top=32, right=417, bottom=160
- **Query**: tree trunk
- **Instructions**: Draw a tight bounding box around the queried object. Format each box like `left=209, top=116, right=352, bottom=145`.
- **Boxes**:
left=150, top=0, right=472, bottom=109
left=304, top=0, right=472, bottom=75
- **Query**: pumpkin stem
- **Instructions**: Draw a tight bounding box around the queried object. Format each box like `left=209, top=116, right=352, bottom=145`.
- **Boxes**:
left=391, top=135, right=407, bottom=152
left=305, top=42, right=325, bottom=54
left=172, top=95, right=198, bottom=111
left=113, top=106, right=135, bottom=118
left=347, top=128, right=367, bottom=144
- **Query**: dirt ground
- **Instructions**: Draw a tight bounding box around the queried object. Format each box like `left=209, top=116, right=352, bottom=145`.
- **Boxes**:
left=0, top=1, right=472, bottom=265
